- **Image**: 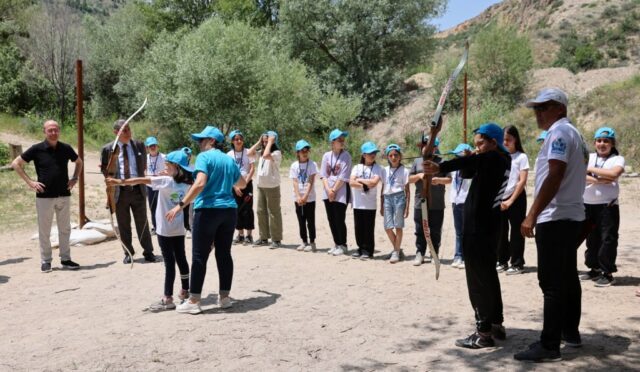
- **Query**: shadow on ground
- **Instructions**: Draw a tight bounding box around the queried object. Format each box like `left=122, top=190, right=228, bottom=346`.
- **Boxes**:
left=0, top=257, right=31, bottom=266
left=201, top=289, right=281, bottom=315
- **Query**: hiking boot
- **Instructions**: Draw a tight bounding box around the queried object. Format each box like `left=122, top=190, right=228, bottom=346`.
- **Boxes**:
left=514, top=342, right=561, bottom=362
left=41, top=262, right=52, bottom=273
left=61, top=260, right=80, bottom=270
left=594, top=274, right=615, bottom=287
left=491, top=324, right=506, bottom=340
left=579, top=269, right=601, bottom=281
left=455, top=332, right=495, bottom=349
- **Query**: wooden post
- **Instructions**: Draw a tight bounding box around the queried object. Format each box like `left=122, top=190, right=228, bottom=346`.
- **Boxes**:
left=76, top=60, right=87, bottom=228
left=463, top=70, right=468, bottom=144
left=9, top=144, right=22, bottom=160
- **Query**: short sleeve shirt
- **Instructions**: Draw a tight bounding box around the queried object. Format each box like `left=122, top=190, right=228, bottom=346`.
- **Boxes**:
left=383, top=165, right=409, bottom=195
left=410, top=157, right=446, bottom=210
left=449, top=170, right=471, bottom=205
left=320, top=150, right=352, bottom=204
left=193, top=149, right=241, bottom=209
left=350, top=163, right=384, bottom=210
left=534, top=118, right=588, bottom=223
left=583, top=153, right=625, bottom=205
left=147, top=153, right=166, bottom=176
left=503, top=152, right=529, bottom=198
left=150, top=176, right=189, bottom=237
left=227, top=148, right=255, bottom=178
left=256, top=150, right=282, bottom=188
left=289, top=160, right=318, bottom=202
left=21, top=141, right=78, bottom=198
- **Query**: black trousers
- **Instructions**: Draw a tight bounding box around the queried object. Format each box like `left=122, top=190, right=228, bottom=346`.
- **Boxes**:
left=584, top=203, right=619, bottom=274
left=413, top=208, right=444, bottom=255
left=157, top=235, right=189, bottom=297
left=535, top=220, right=582, bottom=351
left=497, top=191, right=527, bottom=268
left=183, top=204, right=191, bottom=231
left=116, top=187, right=154, bottom=257
left=146, top=186, right=159, bottom=230
left=324, top=200, right=347, bottom=246
left=463, top=232, right=504, bottom=333
left=234, top=180, right=255, bottom=230
left=354, top=209, right=376, bottom=256
left=295, top=201, right=316, bottom=243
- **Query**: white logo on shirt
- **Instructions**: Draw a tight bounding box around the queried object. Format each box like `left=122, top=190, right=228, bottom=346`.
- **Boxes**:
left=551, top=138, right=566, bottom=155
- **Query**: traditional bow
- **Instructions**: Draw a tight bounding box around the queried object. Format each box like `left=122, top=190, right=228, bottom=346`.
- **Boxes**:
left=104, top=98, right=148, bottom=268
left=421, top=42, right=469, bottom=280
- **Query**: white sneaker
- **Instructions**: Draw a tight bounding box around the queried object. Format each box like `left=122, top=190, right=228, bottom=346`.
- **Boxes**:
left=327, top=246, right=337, bottom=255
left=413, top=252, right=424, bottom=266
left=219, top=297, right=232, bottom=309
left=297, top=243, right=307, bottom=251
left=332, top=246, right=345, bottom=256
left=176, top=300, right=202, bottom=314
left=390, top=250, right=400, bottom=263
left=458, top=261, right=465, bottom=269
left=451, top=258, right=460, bottom=268
left=304, top=242, right=317, bottom=252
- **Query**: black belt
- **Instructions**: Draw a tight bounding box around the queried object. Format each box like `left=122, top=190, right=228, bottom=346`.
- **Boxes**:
left=121, top=185, right=139, bottom=192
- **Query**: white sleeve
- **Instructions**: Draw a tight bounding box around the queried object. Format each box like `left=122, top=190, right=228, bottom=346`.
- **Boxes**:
left=150, top=176, right=173, bottom=190
left=611, top=155, right=625, bottom=168
left=289, top=163, right=297, bottom=179
left=520, top=153, right=530, bottom=171
left=271, top=151, right=282, bottom=167
left=546, top=130, right=571, bottom=163
left=309, top=161, right=319, bottom=176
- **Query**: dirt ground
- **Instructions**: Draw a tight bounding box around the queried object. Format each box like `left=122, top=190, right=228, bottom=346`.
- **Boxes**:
left=0, top=146, right=639, bottom=371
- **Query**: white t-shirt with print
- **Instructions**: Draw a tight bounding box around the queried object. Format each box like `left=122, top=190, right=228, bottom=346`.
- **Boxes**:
left=320, top=150, right=352, bottom=204
left=150, top=176, right=190, bottom=237
left=534, top=118, right=588, bottom=223
left=226, top=148, right=255, bottom=178
left=504, top=151, right=529, bottom=199
left=449, top=170, right=471, bottom=205
left=146, top=153, right=166, bottom=176
left=383, top=165, right=409, bottom=195
left=583, top=153, right=625, bottom=205
left=351, top=163, right=385, bottom=210
left=256, top=150, right=282, bottom=188
left=289, top=160, right=318, bottom=202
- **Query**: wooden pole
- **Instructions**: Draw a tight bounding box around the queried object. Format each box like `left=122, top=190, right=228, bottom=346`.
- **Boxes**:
left=463, top=70, right=468, bottom=144
left=75, top=60, right=87, bottom=228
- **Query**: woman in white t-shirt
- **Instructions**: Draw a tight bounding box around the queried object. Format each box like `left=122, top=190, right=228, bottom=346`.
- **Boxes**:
left=107, top=150, right=193, bottom=312
left=497, top=125, right=529, bottom=275
left=349, top=142, right=384, bottom=260
left=581, top=126, right=625, bottom=287
left=289, top=140, right=318, bottom=252
left=227, top=130, right=256, bottom=245
left=381, top=144, right=410, bottom=263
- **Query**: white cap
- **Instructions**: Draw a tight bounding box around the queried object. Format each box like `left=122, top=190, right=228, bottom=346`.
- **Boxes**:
left=525, top=88, right=568, bottom=107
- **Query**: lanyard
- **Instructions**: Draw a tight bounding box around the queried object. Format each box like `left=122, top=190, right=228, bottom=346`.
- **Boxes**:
left=329, top=151, right=343, bottom=176
left=361, top=165, right=373, bottom=179
left=455, top=171, right=463, bottom=194
left=298, top=161, right=308, bottom=184
left=149, top=154, right=160, bottom=175
left=594, top=154, right=612, bottom=169
left=234, top=150, right=244, bottom=169
left=387, top=166, right=402, bottom=186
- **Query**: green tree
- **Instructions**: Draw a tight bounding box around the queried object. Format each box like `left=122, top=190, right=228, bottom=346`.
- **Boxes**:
left=280, top=0, right=445, bottom=121
left=215, top=0, right=279, bottom=27
left=137, top=0, right=216, bottom=32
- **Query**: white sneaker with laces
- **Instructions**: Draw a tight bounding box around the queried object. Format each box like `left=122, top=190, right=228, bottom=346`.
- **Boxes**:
left=390, top=250, right=400, bottom=263
left=451, top=258, right=460, bottom=268
left=413, top=252, right=424, bottom=266
left=458, top=261, right=465, bottom=269
left=176, top=300, right=202, bottom=314
left=304, top=243, right=316, bottom=252
left=219, top=297, right=232, bottom=309
left=327, top=246, right=337, bottom=255
left=297, top=243, right=307, bottom=251
left=332, top=246, right=345, bottom=256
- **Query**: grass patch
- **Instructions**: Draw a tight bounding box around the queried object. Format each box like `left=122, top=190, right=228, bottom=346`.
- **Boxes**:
left=0, top=164, right=38, bottom=232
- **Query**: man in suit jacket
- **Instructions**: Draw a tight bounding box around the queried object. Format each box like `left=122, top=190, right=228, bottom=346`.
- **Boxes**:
left=100, top=119, right=155, bottom=263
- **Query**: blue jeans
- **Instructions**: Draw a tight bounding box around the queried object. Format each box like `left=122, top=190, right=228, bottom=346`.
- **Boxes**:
left=383, top=192, right=406, bottom=229
left=452, top=203, right=465, bottom=260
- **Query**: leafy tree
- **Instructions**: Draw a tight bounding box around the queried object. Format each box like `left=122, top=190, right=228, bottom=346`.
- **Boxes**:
left=280, top=0, right=445, bottom=121
left=137, top=0, right=216, bottom=32
left=215, top=0, right=279, bottom=27
left=554, top=30, right=602, bottom=72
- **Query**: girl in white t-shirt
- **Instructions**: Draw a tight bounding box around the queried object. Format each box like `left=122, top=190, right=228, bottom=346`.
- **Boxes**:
left=227, top=130, right=256, bottom=245
left=581, top=126, right=625, bottom=287
left=145, top=136, right=166, bottom=234
left=107, top=149, right=193, bottom=312
left=381, top=144, right=410, bottom=263
left=497, top=125, right=529, bottom=275
left=349, top=142, right=384, bottom=260
left=289, top=140, right=318, bottom=252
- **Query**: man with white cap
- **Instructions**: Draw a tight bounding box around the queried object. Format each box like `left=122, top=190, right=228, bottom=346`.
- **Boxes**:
left=514, top=88, right=588, bottom=362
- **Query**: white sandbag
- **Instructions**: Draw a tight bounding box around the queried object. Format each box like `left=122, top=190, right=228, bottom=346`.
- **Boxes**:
left=69, top=229, right=108, bottom=246
left=82, top=221, right=116, bottom=238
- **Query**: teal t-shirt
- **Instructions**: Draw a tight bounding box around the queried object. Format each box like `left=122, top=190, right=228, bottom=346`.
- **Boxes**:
left=193, top=149, right=241, bottom=209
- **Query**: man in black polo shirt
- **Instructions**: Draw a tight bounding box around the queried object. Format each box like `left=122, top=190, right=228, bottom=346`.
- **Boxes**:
left=12, top=120, right=83, bottom=273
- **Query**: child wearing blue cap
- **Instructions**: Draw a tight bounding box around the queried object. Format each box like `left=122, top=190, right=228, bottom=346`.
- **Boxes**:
left=145, top=136, right=166, bottom=235
left=382, top=144, right=410, bottom=263
left=227, top=130, right=256, bottom=245
left=248, top=131, right=283, bottom=248
left=581, top=126, right=625, bottom=287
left=106, top=149, right=194, bottom=312
left=289, top=140, right=319, bottom=252
left=423, top=122, right=511, bottom=349
left=349, top=142, right=384, bottom=260
left=446, top=144, right=473, bottom=269
left=321, top=129, right=352, bottom=256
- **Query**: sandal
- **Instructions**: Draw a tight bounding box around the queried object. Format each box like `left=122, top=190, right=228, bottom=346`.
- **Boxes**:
left=147, top=298, right=176, bottom=312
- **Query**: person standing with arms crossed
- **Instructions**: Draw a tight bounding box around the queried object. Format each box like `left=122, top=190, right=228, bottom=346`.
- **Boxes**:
left=514, top=88, right=588, bottom=362
left=12, top=120, right=83, bottom=272
left=144, top=136, right=166, bottom=235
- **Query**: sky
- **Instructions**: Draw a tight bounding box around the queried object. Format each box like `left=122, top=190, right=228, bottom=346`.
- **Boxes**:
left=430, top=0, right=503, bottom=31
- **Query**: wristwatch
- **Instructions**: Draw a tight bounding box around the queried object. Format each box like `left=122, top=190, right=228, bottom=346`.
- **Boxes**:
left=179, top=201, right=185, bottom=208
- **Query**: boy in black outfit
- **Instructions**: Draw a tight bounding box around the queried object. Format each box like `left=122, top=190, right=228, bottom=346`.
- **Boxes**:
left=423, top=123, right=511, bottom=348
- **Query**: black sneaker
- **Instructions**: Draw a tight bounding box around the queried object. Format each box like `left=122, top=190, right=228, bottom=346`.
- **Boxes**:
left=491, top=324, right=506, bottom=340
left=123, top=255, right=133, bottom=264
left=41, top=262, right=52, bottom=273
left=144, top=255, right=157, bottom=263
left=233, top=235, right=244, bottom=244
left=579, top=269, right=601, bottom=281
left=253, top=239, right=270, bottom=246
left=561, top=334, right=582, bottom=348
left=496, top=263, right=508, bottom=273
left=244, top=236, right=253, bottom=245
left=594, top=274, right=615, bottom=287
left=514, top=342, right=561, bottom=362
left=455, top=332, right=495, bottom=349
left=61, top=260, right=80, bottom=270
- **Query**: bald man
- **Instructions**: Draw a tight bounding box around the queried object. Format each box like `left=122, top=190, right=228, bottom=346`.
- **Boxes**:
left=12, top=120, right=83, bottom=273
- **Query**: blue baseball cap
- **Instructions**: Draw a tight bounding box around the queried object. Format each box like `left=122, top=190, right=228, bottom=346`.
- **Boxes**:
left=295, top=139, right=311, bottom=152
left=448, top=143, right=473, bottom=157
left=536, top=131, right=548, bottom=143
left=262, top=130, right=279, bottom=145
left=385, top=144, right=402, bottom=156
left=144, top=136, right=158, bottom=147
left=166, top=150, right=194, bottom=173
left=228, top=130, right=243, bottom=141
left=191, top=125, right=225, bottom=143
left=329, top=129, right=348, bottom=142
left=473, top=123, right=509, bottom=153
left=594, top=126, right=616, bottom=140
left=360, top=141, right=380, bottom=154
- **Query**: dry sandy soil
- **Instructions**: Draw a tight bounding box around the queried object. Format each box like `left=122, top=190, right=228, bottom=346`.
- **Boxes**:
left=0, top=145, right=639, bottom=371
